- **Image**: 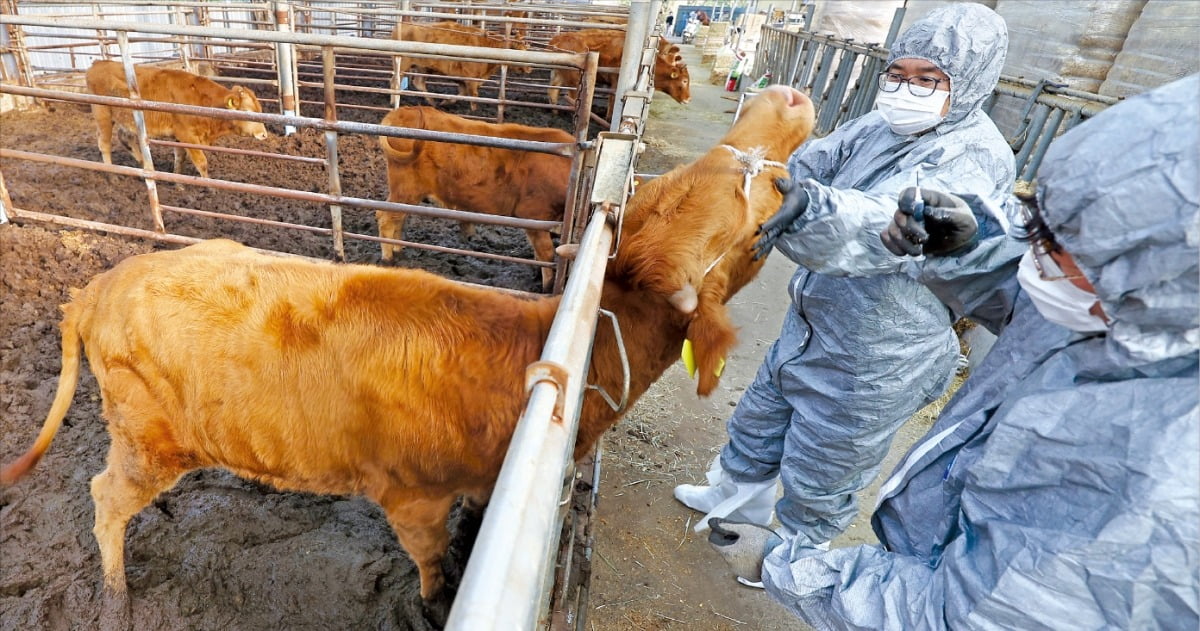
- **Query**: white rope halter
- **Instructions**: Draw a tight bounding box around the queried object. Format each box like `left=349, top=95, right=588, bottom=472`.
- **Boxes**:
left=696, top=146, right=789, bottom=279
left=721, top=145, right=788, bottom=198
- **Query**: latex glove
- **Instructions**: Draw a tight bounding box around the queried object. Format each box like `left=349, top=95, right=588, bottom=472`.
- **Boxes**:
left=881, top=187, right=978, bottom=257
left=707, top=517, right=784, bottom=584
left=752, top=177, right=809, bottom=261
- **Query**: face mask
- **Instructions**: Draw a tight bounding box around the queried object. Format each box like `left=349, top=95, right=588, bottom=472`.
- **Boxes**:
left=1017, top=249, right=1109, bottom=333
left=875, top=86, right=949, bottom=135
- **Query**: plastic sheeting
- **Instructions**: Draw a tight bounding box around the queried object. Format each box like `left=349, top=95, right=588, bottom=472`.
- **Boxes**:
left=808, top=0, right=903, bottom=45
left=996, top=0, right=1143, bottom=91
left=1100, top=0, right=1200, bottom=98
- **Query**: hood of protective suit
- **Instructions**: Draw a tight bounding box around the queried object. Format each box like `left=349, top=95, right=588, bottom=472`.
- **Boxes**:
left=887, top=3, right=1008, bottom=125
left=1037, top=74, right=1200, bottom=364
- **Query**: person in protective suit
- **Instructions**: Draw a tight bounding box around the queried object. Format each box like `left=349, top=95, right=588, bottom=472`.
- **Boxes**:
left=674, top=3, right=1015, bottom=557
left=709, top=74, right=1199, bottom=630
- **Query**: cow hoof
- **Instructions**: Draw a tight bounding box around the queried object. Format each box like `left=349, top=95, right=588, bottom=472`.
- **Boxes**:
left=421, top=594, right=452, bottom=629
left=98, top=588, right=132, bottom=631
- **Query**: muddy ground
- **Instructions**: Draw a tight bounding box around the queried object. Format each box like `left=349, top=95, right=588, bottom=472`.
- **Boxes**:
left=0, top=60, right=599, bottom=630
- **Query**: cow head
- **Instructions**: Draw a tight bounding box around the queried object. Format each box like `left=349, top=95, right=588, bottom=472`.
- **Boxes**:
left=612, top=85, right=814, bottom=394
left=654, top=56, right=691, bottom=104
left=226, top=86, right=270, bottom=140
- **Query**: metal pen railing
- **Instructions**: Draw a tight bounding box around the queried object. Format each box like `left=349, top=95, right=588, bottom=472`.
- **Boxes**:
left=1, top=3, right=660, bottom=629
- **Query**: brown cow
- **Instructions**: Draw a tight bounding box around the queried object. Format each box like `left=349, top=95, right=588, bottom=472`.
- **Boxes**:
left=85, top=60, right=269, bottom=179
left=393, top=20, right=530, bottom=111
left=377, top=106, right=573, bottom=291
left=547, top=29, right=691, bottom=108
left=0, top=86, right=813, bottom=626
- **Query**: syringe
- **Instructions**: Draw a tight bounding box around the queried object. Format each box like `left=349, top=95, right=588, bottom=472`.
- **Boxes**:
left=911, top=171, right=926, bottom=222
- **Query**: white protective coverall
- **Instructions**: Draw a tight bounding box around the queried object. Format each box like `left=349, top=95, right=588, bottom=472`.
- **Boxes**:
left=763, top=74, right=1200, bottom=631
left=704, top=3, right=1014, bottom=545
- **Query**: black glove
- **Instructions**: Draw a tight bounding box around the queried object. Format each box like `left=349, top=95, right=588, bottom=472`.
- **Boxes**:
left=707, top=517, right=784, bottom=584
left=881, top=187, right=978, bottom=257
left=752, top=177, right=809, bottom=261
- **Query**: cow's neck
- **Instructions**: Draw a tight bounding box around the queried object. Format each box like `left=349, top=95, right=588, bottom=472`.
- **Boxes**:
left=574, top=280, right=689, bottom=458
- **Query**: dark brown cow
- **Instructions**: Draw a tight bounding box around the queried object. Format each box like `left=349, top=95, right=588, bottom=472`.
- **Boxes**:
left=393, top=20, right=530, bottom=111
left=547, top=29, right=691, bottom=107
left=85, top=60, right=269, bottom=178
left=1, top=85, right=813, bottom=626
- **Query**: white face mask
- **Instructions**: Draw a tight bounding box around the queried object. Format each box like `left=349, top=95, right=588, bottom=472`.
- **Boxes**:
left=875, top=85, right=949, bottom=135
left=1017, top=249, right=1109, bottom=334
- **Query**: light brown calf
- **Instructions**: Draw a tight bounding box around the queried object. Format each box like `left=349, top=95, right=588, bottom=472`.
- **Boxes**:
left=85, top=60, right=269, bottom=179
left=1, top=85, right=813, bottom=626
left=377, top=106, right=573, bottom=291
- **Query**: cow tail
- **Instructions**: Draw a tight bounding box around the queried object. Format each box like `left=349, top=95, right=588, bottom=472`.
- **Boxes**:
left=0, top=299, right=83, bottom=485
left=378, top=107, right=426, bottom=164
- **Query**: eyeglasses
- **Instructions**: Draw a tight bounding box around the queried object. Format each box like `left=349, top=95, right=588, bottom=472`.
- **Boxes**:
left=877, top=72, right=946, bottom=98
left=1019, top=200, right=1084, bottom=282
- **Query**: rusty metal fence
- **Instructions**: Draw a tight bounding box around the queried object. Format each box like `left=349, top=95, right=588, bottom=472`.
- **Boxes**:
left=0, top=1, right=667, bottom=628
left=0, top=7, right=610, bottom=289
left=748, top=7, right=1120, bottom=188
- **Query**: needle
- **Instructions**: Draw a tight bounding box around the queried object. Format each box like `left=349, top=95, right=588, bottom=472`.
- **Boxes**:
left=912, top=170, right=925, bottom=222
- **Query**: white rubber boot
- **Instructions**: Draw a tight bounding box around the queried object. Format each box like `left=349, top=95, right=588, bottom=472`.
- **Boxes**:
left=674, top=455, right=778, bottom=532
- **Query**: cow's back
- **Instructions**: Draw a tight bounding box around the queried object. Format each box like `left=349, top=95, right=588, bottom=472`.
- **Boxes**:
left=424, top=112, right=572, bottom=215
left=72, top=239, right=557, bottom=493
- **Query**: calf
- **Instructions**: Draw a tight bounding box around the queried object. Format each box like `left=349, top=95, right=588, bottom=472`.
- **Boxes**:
left=377, top=106, right=573, bottom=291
left=547, top=29, right=691, bottom=108
left=85, top=60, right=269, bottom=179
left=393, top=20, right=530, bottom=111
left=1, top=86, right=813, bottom=626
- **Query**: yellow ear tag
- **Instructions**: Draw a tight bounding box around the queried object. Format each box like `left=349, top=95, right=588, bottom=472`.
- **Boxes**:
left=226, top=96, right=236, bottom=108
left=681, top=339, right=726, bottom=379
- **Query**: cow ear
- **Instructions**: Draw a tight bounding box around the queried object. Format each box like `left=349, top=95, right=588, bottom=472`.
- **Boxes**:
left=671, top=71, right=679, bottom=79
left=686, top=294, right=738, bottom=396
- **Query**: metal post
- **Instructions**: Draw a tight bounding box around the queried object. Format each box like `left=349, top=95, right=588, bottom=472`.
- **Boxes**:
left=275, top=1, right=299, bottom=134
left=556, top=50, right=599, bottom=293
left=817, top=46, right=857, bottom=133
left=610, top=0, right=650, bottom=129
left=1013, top=104, right=1051, bottom=174
left=1019, top=107, right=1065, bottom=181
left=1, top=0, right=34, bottom=88
left=322, top=46, right=345, bottom=261
left=391, top=0, right=412, bottom=109
left=883, top=7, right=905, bottom=48
left=649, top=0, right=663, bottom=34
left=0, top=169, right=12, bottom=225
left=116, top=30, right=165, bottom=233
left=171, top=4, right=193, bottom=72
left=90, top=2, right=114, bottom=61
